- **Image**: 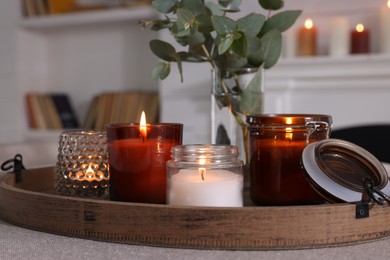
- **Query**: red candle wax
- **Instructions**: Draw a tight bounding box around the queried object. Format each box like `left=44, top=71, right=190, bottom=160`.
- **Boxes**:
left=109, top=139, right=173, bottom=203
left=351, top=23, right=370, bottom=54
left=297, top=18, right=317, bottom=56
left=249, top=138, right=321, bottom=205
left=106, top=123, right=182, bottom=204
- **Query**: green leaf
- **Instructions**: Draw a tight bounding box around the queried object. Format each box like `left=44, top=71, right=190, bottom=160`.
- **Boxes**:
left=211, top=15, right=237, bottom=35
left=237, top=14, right=265, bottom=37
left=206, top=2, right=224, bottom=16
left=151, top=62, right=171, bottom=80
left=149, top=40, right=177, bottom=62
left=218, top=0, right=241, bottom=12
left=258, top=0, right=284, bottom=10
left=196, top=14, right=213, bottom=34
left=247, top=37, right=261, bottom=57
left=181, top=0, right=206, bottom=15
left=254, top=29, right=282, bottom=69
left=188, top=31, right=206, bottom=47
left=218, top=36, right=234, bottom=55
left=152, top=0, right=178, bottom=13
left=261, top=10, right=302, bottom=34
left=232, top=32, right=247, bottom=57
left=176, top=8, right=196, bottom=36
left=177, top=8, right=195, bottom=24
left=239, top=68, right=264, bottom=114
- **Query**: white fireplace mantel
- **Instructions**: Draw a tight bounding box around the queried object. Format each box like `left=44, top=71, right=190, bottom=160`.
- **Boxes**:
left=265, top=54, right=390, bottom=129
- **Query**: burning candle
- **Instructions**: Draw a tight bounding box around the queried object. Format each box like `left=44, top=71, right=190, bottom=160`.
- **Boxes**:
left=380, top=0, right=390, bottom=53
left=351, top=23, right=370, bottom=54
left=56, top=130, right=109, bottom=197
left=106, top=112, right=182, bottom=204
left=167, top=144, right=244, bottom=207
left=297, top=18, right=317, bottom=56
left=247, top=114, right=332, bottom=205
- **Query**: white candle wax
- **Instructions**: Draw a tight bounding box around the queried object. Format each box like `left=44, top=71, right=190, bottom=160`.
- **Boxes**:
left=282, top=27, right=297, bottom=58
left=168, top=169, right=243, bottom=207
left=329, top=17, right=350, bottom=57
left=380, top=3, right=390, bottom=53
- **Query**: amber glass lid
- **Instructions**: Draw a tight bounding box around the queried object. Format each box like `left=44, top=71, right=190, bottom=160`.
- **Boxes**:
left=301, top=139, right=390, bottom=203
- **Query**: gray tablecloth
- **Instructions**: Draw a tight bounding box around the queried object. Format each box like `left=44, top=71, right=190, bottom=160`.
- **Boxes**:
left=1, top=217, right=390, bottom=260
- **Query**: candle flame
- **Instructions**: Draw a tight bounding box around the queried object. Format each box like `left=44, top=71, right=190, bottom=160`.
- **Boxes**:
left=304, top=18, right=314, bottom=30
left=388, top=0, right=390, bottom=8
left=199, top=155, right=207, bottom=165
left=140, top=111, right=147, bottom=140
left=86, top=165, right=94, bottom=179
left=356, top=23, right=364, bottom=33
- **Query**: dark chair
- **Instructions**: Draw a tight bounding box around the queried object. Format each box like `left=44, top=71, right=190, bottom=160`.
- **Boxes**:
left=330, top=125, right=390, bottom=163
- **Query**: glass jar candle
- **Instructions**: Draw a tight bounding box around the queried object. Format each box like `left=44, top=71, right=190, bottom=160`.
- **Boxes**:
left=56, top=130, right=109, bottom=198
left=167, top=144, right=244, bottom=207
left=247, top=114, right=332, bottom=205
left=106, top=123, right=183, bottom=204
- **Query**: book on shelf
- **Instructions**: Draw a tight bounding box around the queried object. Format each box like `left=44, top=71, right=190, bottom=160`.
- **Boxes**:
left=22, top=0, right=50, bottom=17
left=25, top=92, right=79, bottom=130
left=21, top=0, right=152, bottom=17
left=83, top=91, right=159, bottom=131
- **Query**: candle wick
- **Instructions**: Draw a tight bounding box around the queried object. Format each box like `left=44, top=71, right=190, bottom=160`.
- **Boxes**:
left=200, top=168, right=205, bottom=181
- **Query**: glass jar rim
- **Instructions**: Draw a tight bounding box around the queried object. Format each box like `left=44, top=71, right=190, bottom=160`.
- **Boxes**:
left=169, top=144, right=243, bottom=165
left=247, top=114, right=332, bottom=129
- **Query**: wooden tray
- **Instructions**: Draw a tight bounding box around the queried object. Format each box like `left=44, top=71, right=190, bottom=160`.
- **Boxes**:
left=1, top=167, right=390, bottom=250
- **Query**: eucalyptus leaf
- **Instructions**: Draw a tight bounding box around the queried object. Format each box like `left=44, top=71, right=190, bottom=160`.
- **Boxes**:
left=196, top=14, right=214, bottom=34
left=149, top=40, right=177, bottom=62
left=181, top=0, right=206, bottom=15
left=188, top=31, right=206, bottom=47
left=232, top=32, right=247, bottom=57
left=218, top=36, right=234, bottom=55
left=218, top=0, right=242, bottom=12
left=258, top=29, right=282, bottom=69
left=176, top=8, right=196, bottom=36
left=152, top=0, right=178, bottom=14
left=261, top=10, right=302, bottom=34
left=258, top=0, right=284, bottom=10
left=237, top=14, right=265, bottom=37
left=151, top=62, right=171, bottom=80
left=206, top=2, right=225, bottom=16
left=239, top=68, right=263, bottom=114
left=219, top=0, right=242, bottom=8
left=211, top=15, right=237, bottom=35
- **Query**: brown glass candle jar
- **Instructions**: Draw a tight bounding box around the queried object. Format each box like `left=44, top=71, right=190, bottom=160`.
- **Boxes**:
left=247, top=114, right=332, bottom=205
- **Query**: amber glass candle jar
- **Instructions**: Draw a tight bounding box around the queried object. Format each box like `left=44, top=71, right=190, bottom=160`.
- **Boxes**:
left=247, top=114, right=332, bottom=205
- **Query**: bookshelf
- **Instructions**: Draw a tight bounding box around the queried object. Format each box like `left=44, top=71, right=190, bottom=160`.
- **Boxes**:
left=4, top=0, right=160, bottom=144
left=20, top=5, right=157, bottom=30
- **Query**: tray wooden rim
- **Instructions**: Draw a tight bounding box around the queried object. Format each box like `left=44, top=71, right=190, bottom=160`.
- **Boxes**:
left=1, top=166, right=390, bottom=250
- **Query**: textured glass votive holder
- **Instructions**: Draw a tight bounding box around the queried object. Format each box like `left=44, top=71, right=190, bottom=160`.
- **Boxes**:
left=56, top=130, right=109, bottom=198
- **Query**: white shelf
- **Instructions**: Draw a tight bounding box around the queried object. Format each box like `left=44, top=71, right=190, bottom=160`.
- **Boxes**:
left=19, top=6, right=157, bottom=30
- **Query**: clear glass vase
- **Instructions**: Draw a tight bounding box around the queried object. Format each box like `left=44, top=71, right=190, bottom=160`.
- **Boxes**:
left=211, top=67, right=264, bottom=166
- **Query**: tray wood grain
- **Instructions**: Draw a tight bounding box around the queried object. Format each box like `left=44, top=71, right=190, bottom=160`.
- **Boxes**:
left=1, top=167, right=390, bottom=250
